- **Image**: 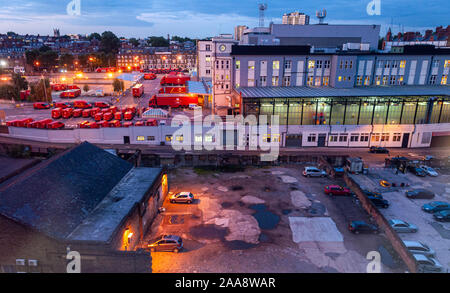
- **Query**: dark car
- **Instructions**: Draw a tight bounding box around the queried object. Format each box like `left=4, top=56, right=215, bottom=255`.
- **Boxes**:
left=348, top=221, right=379, bottom=234
left=422, top=201, right=450, bottom=213
left=405, top=189, right=435, bottom=199
left=370, top=146, right=389, bottom=154
left=433, top=210, right=450, bottom=222
left=407, top=166, right=427, bottom=177
left=147, top=235, right=183, bottom=253
left=368, top=196, right=390, bottom=208
left=363, top=190, right=384, bottom=199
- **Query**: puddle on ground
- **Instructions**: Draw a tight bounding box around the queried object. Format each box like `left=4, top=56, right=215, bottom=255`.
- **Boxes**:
left=307, top=202, right=327, bottom=217
left=249, top=204, right=280, bottom=230
left=190, top=224, right=228, bottom=240
left=221, top=202, right=233, bottom=208
left=258, top=233, right=271, bottom=243
left=223, top=240, right=257, bottom=250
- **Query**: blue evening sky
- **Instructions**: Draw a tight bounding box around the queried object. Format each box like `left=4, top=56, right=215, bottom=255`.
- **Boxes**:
left=0, top=0, right=448, bottom=38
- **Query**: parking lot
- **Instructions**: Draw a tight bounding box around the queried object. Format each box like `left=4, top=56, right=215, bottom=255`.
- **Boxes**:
left=351, top=167, right=450, bottom=273
left=145, top=165, right=398, bottom=273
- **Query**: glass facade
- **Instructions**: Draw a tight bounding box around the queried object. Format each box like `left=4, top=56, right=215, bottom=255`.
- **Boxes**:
left=243, top=96, right=450, bottom=125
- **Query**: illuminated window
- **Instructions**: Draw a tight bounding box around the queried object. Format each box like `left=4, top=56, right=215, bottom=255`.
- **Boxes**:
left=329, top=134, right=338, bottom=142
left=165, top=135, right=173, bottom=142
left=371, top=133, right=381, bottom=142
left=338, top=76, right=342, bottom=82
left=364, top=76, right=371, bottom=85
left=176, top=135, right=184, bottom=142
left=322, top=76, right=329, bottom=86
left=445, top=60, right=450, bottom=68
left=308, top=60, right=315, bottom=69
left=442, top=75, right=448, bottom=85
left=381, top=133, right=390, bottom=142
left=195, top=135, right=202, bottom=143
left=393, top=133, right=401, bottom=142
left=204, top=134, right=214, bottom=142
left=137, top=136, right=145, bottom=141
left=375, top=76, right=381, bottom=85
left=307, top=76, right=314, bottom=86
left=356, top=76, right=363, bottom=86
left=400, top=60, right=406, bottom=68
left=236, top=60, right=240, bottom=70
left=272, top=76, right=279, bottom=86
left=273, top=61, right=280, bottom=70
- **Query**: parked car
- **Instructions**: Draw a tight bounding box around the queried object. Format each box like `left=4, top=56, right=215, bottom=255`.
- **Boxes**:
left=407, top=166, right=427, bottom=177
left=47, top=121, right=65, bottom=129
left=388, top=219, right=418, bottom=233
left=324, top=185, right=351, bottom=196
left=403, top=240, right=435, bottom=257
left=54, top=102, right=71, bottom=109
left=368, top=196, right=390, bottom=208
left=433, top=210, right=450, bottom=222
left=303, top=166, right=327, bottom=177
left=147, top=235, right=183, bottom=253
left=413, top=254, right=443, bottom=273
left=369, top=146, right=389, bottom=154
left=169, top=192, right=194, bottom=204
left=422, top=201, right=450, bottom=213
left=348, top=221, right=379, bottom=234
left=33, top=102, right=51, bottom=109
left=405, top=189, right=435, bottom=199
left=363, top=190, right=384, bottom=199
left=94, top=101, right=110, bottom=108
left=419, top=165, right=438, bottom=177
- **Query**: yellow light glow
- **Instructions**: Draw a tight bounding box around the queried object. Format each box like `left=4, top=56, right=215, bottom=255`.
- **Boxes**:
left=76, top=73, right=83, bottom=78
left=107, top=73, right=113, bottom=78
left=61, top=77, right=67, bottom=82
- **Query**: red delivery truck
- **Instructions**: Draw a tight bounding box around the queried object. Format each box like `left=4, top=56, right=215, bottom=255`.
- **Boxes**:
left=109, top=120, right=121, bottom=127
left=132, top=84, right=144, bottom=97
left=17, top=118, right=34, bottom=127
left=94, top=113, right=103, bottom=122
left=62, top=108, right=74, bottom=119
left=82, top=109, right=91, bottom=118
left=114, top=112, right=122, bottom=120
left=103, top=112, right=113, bottom=121
left=73, top=109, right=83, bottom=118
left=36, top=119, right=53, bottom=129
left=90, top=107, right=100, bottom=117
left=98, top=120, right=109, bottom=128
left=52, top=108, right=62, bottom=119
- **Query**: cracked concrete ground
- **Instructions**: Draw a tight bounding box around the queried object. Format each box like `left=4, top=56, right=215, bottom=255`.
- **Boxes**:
left=146, top=166, right=395, bottom=273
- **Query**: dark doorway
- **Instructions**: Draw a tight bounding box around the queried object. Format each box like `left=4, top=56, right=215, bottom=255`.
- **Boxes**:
left=401, top=133, right=410, bottom=148
left=285, top=134, right=302, bottom=147
left=318, top=134, right=327, bottom=147
left=124, top=136, right=130, bottom=144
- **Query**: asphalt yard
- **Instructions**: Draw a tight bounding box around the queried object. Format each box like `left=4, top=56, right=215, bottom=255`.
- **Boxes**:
left=145, top=165, right=397, bottom=273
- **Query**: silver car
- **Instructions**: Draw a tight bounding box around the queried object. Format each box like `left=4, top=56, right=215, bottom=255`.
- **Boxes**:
left=403, top=240, right=435, bottom=257
left=169, top=192, right=194, bottom=204
left=413, top=254, right=443, bottom=273
left=419, top=165, right=438, bottom=177
left=389, top=219, right=418, bottom=233
left=302, top=166, right=327, bottom=177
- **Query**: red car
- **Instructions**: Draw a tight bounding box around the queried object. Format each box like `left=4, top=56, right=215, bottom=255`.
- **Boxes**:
left=134, top=121, right=145, bottom=126
left=17, top=118, right=34, bottom=127
left=35, top=119, right=53, bottom=129
left=33, top=102, right=51, bottom=110
left=94, top=101, right=110, bottom=108
left=78, top=121, right=90, bottom=128
left=54, top=102, right=71, bottom=109
left=47, top=121, right=65, bottom=129
left=324, top=185, right=351, bottom=196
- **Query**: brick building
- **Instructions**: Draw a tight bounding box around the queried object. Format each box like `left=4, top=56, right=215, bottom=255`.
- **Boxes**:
left=0, top=142, right=168, bottom=273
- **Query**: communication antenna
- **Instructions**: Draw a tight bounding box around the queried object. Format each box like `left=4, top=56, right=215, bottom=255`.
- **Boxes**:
left=316, top=9, right=327, bottom=24
left=258, top=3, right=268, bottom=27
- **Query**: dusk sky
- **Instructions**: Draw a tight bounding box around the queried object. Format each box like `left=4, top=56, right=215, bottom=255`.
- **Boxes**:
left=0, top=0, right=448, bottom=38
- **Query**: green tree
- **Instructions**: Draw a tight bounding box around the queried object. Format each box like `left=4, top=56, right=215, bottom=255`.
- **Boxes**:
left=129, top=38, right=140, bottom=47
left=9, top=73, right=29, bottom=100
left=100, top=31, right=121, bottom=54
left=59, top=53, right=74, bottom=68
left=0, top=84, right=16, bottom=100
left=39, top=50, right=58, bottom=68
left=147, top=36, right=169, bottom=47
left=83, top=84, right=90, bottom=92
left=38, top=45, right=52, bottom=53
left=112, top=78, right=124, bottom=93
left=25, top=50, right=40, bottom=66
left=30, top=78, right=51, bottom=102
left=88, top=32, right=102, bottom=41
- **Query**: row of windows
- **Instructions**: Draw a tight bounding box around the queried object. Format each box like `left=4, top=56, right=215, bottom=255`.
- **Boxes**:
left=306, top=133, right=401, bottom=143
left=244, top=98, right=450, bottom=126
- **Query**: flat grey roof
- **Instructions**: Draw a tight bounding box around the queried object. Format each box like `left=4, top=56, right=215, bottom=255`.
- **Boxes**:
left=238, top=85, right=450, bottom=99
left=67, top=167, right=161, bottom=243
